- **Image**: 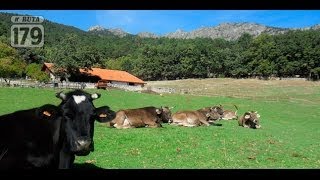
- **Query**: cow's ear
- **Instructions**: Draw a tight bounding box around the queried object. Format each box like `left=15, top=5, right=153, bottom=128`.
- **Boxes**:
left=36, top=104, right=59, bottom=120
left=244, top=115, right=251, bottom=119
left=156, top=108, right=162, bottom=114
left=91, top=93, right=101, bottom=100
left=95, top=106, right=116, bottom=122
left=56, top=91, right=66, bottom=100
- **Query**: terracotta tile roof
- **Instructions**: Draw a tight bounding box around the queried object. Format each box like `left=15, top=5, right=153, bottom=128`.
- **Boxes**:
left=80, top=68, right=146, bottom=84
left=42, top=63, right=66, bottom=73
left=42, top=63, right=145, bottom=84
left=42, top=63, right=54, bottom=72
left=44, top=63, right=54, bottom=69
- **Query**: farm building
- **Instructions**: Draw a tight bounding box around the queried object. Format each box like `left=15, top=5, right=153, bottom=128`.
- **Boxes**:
left=41, top=63, right=59, bottom=81
left=41, top=63, right=146, bottom=87
left=79, top=68, right=146, bottom=87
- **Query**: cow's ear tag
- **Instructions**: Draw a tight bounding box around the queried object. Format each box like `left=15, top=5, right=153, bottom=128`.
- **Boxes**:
left=43, top=111, right=52, bottom=117
left=99, top=113, right=107, bottom=118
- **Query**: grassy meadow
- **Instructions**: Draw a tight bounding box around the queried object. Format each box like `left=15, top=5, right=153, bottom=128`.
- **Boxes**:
left=0, top=78, right=320, bottom=169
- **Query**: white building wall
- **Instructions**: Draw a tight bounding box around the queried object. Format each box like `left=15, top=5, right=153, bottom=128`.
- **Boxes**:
left=110, top=81, right=129, bottom=86
left=49, top=73, right=56, bottom=81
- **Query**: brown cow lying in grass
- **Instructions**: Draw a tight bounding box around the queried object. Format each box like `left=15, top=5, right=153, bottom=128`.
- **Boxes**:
left=238, top=111, right=261, bottom=129
left=109, top=106, right=172, bottom=129
left=170, top=105, right=224, bottom=127
left=222, top=105, right=238, bottom=120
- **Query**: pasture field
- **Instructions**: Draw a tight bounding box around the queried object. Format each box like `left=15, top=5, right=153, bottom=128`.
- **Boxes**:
left=0, top=78, right=320, bottom=169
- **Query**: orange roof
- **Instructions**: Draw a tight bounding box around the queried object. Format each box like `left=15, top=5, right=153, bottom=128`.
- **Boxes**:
left=80, top=68, right=145, bottom=84
left=42, top=62, right=54, bottom=72
left=44, top=63, right=54, bottom=69
left=42, top=63, right=145, bottom=84
left=42, top=63, right=66, bottom=73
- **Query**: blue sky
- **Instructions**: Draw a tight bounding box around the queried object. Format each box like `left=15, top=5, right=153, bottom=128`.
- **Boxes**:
left=1, top=10, right=320, bottom=35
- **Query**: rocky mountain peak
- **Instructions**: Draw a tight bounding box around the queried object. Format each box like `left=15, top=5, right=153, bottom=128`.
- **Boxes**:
left=137, top=32, right=159, bottom=38
left=88, top=25, right=129, bottom=37
left=88, top=25, right=106, bottom=32
left=88, top=22, right=319, bottom=41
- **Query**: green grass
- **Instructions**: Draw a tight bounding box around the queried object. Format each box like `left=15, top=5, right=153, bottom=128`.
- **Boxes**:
left=0, top=86, right=320, bottom=169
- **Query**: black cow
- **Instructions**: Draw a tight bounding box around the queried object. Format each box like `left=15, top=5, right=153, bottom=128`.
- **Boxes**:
left=55, top=90, right=116, bottom=169
left=0, top=104, right=61, bottom=169
left=0, top=89, right=116, bottom=169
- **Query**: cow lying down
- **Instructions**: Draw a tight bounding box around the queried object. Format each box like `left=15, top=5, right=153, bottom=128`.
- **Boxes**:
left=238, top=111, right=261, bottom=129
left=109, top=106, right=172, bottom=129
left=222, top=105, right=238, bottom=120
left=170, top=106, right=224, bottom=127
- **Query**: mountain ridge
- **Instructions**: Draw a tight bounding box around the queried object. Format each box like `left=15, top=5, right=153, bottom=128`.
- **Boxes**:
left=88, top=22, right=320, bottom=40
left=0, top=12, right=319, bottom=41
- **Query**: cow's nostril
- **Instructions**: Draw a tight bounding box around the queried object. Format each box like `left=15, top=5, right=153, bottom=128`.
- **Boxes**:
left=77, top=140, right=87, bottom=146
left=76, top=137, right=92, bottom=149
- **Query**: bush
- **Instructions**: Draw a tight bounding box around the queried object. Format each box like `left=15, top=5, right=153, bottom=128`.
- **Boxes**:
left=26, top=63, right=50, bottom=82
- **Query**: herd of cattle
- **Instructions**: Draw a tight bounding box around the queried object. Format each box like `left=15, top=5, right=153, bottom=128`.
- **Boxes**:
left=0, top=89, right=261, bottom=169
left=108, top=104, right=261, bottom=129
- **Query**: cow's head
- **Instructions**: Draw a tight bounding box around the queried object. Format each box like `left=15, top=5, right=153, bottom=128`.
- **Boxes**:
left=243, top=111, right=261, bottom=129
left=209, top=105, right=224, bottom=120
left=156, top=106, right=173, bottom=123
left=56, top=90, right=115, bottom=156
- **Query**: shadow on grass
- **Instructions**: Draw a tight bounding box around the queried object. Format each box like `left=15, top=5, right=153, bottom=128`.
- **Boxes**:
left=209, top=123, right=223, bottom=126
left=73, top=163, right=104, bottom=169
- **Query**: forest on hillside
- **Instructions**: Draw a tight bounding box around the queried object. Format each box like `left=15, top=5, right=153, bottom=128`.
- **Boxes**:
left=1, top=12, right=320, bottom=82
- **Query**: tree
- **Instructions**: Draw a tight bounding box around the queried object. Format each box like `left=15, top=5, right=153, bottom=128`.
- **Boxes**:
left=49, top=34, right=103, bottom=81
left=245, top=34, right=279, bottom=78
left=25, top=63, right=50, bottom=82
left=0, top=42, right=26, bottom=84
left=104, top=58, right=123, bottom=70
left=310, top=67, right=320, bottom=80
left=0, top=42, right=17, bottom=58
left=15, top=47, right=46, bottom=64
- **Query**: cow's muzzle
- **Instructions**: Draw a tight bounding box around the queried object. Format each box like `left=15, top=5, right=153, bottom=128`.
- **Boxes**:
left=75, top=137, right=92, bottom=156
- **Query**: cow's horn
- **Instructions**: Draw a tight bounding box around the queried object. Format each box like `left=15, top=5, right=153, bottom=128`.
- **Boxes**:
left=91, top=93, right=101, bottom=100
left=56, top=91, right=66, bottom=100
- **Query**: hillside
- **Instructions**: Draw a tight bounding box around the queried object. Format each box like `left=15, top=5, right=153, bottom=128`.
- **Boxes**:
left=0, top=12, right=320, bottom=82
left=1, top=12, right=319, bottom=42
